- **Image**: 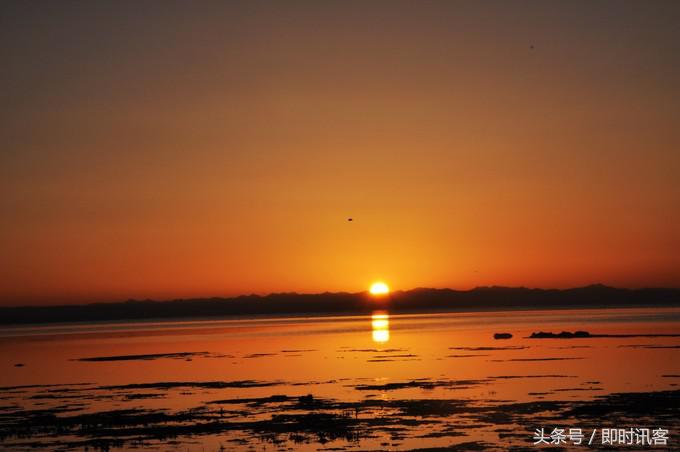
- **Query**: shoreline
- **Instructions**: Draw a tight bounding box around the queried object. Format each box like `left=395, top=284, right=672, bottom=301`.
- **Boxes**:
left=1, top=303, right=679, bottom=334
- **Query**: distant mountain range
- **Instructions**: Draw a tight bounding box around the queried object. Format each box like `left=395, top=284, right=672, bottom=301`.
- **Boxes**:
left=1, top=284, right=679, bottom=325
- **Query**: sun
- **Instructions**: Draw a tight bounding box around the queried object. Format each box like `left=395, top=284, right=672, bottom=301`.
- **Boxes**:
left=369, top=281, right=390, bottom=295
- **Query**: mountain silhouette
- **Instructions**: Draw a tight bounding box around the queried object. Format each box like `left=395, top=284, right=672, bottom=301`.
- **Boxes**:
left=1, top=285, right=678, bottom=325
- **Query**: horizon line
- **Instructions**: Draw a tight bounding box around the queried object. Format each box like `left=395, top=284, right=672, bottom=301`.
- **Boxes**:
left=3, top=283, right=680, bottom=310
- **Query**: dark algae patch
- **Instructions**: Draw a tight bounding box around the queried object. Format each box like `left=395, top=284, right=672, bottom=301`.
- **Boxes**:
left=446, top=354, right=489, bottom=358
left=448, top=346, right=527, bottom=351
left=353, top=379, right=489, bottom=391
left=488, top=375, right=575, bottom=379
left=74, top=352, right=224, bottom=362
left=99, top=380, right=285, bottom=390
left=243, top=353, right=277, bottom=359
left=1, top=388, right=678, bottom=451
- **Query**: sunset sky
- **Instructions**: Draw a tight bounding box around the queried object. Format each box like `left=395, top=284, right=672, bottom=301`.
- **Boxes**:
left=1, top=1, right=679, bottom=305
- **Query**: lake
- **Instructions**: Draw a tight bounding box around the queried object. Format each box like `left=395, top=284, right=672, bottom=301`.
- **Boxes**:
left=1, top=307, right=679, bottom=450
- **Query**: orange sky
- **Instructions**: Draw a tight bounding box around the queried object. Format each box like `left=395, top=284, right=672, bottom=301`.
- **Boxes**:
left=1, top=2, right=679, bottom=305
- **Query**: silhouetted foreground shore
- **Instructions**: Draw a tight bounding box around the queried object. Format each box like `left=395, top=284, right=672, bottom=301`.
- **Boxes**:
left=1, top=381, right=678, bottom=450
left=2, top=285, right=679, bottom=326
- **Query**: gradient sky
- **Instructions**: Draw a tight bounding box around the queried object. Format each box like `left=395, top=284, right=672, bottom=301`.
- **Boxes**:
left=1, top=1, right=679, bottom=305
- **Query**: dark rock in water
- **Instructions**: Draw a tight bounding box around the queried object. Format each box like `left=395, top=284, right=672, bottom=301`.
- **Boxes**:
left=529, top=331, right=591, bottom=339
left=14, top=363, right=24, bottom=367
left=494, top=333, right=512, bottom=340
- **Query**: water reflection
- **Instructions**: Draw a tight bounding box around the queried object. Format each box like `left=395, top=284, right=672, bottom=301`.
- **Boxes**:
left=371, top=312, right=390, bottom=343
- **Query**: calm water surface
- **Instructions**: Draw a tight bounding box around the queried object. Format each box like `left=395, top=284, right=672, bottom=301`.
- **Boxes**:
left=1, top=307, right=679, bottom=450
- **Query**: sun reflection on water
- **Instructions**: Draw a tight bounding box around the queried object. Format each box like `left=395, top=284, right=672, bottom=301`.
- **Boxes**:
left=371, top=312, right=390, bottom=343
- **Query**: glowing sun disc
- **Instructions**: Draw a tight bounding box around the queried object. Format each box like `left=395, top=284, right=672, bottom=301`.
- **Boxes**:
left=369, top=282, right=390, bottom=295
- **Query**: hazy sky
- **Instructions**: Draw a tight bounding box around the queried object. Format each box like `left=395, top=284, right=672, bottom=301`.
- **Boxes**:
left=1, top=1, right=679, bottom=305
